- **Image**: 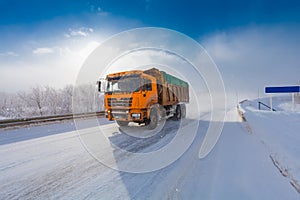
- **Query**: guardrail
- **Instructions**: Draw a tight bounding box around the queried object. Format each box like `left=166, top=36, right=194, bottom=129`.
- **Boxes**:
left=0, top=111, right=105, bottom=129
left=258, top=101, right=276, bottom=111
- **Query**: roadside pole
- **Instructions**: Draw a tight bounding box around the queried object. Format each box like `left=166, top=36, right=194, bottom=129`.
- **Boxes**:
left=270, top=94, right=273, bottom=111
left=292, top=93, right=295, bottom=112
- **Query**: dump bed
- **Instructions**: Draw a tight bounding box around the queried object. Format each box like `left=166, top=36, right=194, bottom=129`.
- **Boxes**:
left=144, top=68, right=189, bottom=106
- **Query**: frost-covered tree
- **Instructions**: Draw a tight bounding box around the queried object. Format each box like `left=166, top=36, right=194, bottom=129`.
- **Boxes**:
left=60, top=85, right=73, bottom=114
left=73, top=83, right=99, bottom=113
left=17, top=85, right=52, bottom=117
left=0, top=83, right=103, bottom=119
left=0, top=92, right=25, bottom=118
left=31, top=86, right=45, bottom=116
left=44, top=86, right=59, bottom=115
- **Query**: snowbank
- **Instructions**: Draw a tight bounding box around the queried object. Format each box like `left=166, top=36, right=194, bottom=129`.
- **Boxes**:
left=240, top=97, right=300, bottom=193
left=0, top=116, right=7, bottom=120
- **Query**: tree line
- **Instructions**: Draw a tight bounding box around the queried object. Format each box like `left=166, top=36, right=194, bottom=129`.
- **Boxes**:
left=0, top=84, right=103, bottom=119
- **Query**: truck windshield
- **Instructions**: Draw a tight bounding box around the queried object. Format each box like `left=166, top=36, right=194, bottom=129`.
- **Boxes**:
left=106, top=75, right=141, bottom=93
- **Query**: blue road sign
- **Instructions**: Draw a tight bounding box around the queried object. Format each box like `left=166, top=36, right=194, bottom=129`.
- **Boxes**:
left=265, top=86, right=300, bottom=93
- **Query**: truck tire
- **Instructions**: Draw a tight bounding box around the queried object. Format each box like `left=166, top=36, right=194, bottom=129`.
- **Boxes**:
left=116, top=121, right=129, bottom=127
left=174, top=104, right=182, bottom=121
left=181, top=104, right=186, bottom=118
left=147, top=107, right=158, bottom=130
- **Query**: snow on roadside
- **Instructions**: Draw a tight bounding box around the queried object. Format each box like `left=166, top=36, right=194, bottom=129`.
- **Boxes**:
left=240, top=98, right=300, bottom=193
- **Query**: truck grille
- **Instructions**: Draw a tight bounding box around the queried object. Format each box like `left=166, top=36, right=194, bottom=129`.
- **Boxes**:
left=107, top=97, right=132, bottom=107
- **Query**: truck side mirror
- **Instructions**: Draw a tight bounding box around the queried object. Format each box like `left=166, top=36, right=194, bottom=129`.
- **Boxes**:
left=97, top=81, right=101, bottom=92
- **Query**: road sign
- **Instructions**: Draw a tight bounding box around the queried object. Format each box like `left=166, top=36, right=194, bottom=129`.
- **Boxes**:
left=265, top=86, right=300, bottom=93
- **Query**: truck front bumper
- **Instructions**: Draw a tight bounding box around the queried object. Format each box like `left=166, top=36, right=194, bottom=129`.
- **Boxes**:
left=106, top=109, right=146, bottom=122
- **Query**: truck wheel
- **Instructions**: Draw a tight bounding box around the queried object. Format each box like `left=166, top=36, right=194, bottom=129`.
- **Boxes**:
left=147, top=107, right=158, bottom=130
left=181, top=104, right=186, bottom=118
left=174, top=104, right=182, bottom=121
left=116, top=121, right=129, bottom=127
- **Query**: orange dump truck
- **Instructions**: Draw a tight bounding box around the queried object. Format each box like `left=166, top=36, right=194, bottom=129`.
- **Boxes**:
left=98, top=68, right=189, bottom=129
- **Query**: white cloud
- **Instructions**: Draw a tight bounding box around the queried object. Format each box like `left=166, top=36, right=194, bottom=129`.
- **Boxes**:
left=0, top=51, right=18, bottom=57
left=65, top=27, right=94, bottom=38
left=201, top=24, right=300, bottom=102
left=32, top=47, right=54, bottom=55
left=0, top=40, right=101, bottom=92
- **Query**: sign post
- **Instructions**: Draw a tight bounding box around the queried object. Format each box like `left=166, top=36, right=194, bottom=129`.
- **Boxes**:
left=292, top=93, right=295, bottom=111
left=270, top=93, right=273, bottom=111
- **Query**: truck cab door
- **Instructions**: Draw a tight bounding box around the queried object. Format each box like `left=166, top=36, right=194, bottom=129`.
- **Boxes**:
left=142, top=78, right=158, bottom=107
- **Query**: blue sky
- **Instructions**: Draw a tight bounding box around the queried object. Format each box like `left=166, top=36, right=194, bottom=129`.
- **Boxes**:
left=0, top=0, right=300, bottom=94
left=1, top=0, right=300, bottom=38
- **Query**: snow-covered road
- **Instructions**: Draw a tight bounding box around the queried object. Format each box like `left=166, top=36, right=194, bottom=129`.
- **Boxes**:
left=0, top=108, right=299, bottom=199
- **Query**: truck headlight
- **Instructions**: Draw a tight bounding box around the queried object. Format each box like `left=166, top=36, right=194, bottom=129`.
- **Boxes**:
left=131, top=113, right=141, bottom=119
